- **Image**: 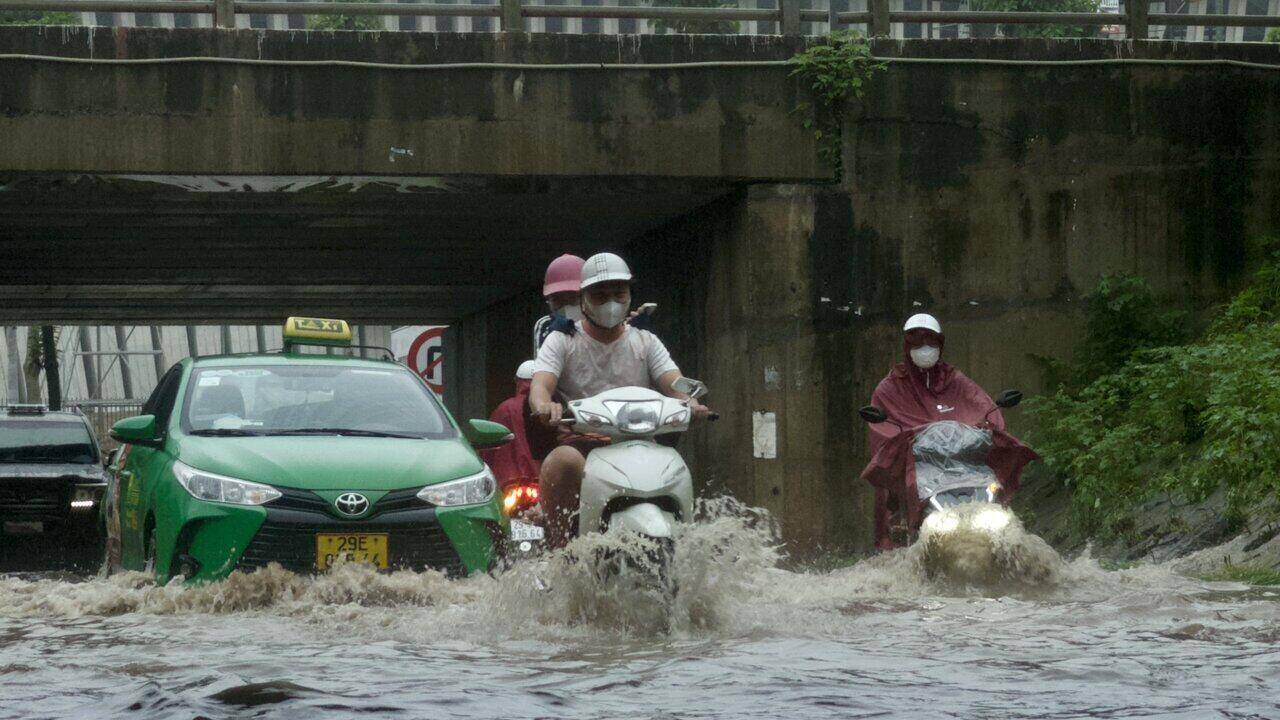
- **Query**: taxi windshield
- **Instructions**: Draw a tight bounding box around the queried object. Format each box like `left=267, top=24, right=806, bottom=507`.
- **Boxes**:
left=180, top=364, right=454, bottom=439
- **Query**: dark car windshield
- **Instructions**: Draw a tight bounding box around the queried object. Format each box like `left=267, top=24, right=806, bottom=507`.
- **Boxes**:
left=180, top=364, right=455, bottom=439
left=0, top=420, right=97, bottom=464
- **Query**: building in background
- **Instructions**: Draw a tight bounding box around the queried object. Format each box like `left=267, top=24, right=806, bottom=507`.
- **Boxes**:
left=60, top=0, right=1280, bottom=41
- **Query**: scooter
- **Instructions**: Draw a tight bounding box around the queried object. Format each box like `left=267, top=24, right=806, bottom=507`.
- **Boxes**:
left=556, top=378, right=713, bottom=584
left=859, top=390, right=1034, bottom=546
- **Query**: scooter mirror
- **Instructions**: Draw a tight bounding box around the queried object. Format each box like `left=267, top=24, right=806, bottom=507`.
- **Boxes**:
left=995, top=389, right=1023, bottom=409
left=859, top=406, right=889, bottom=424
left=672, top=377, right=709, bottom=400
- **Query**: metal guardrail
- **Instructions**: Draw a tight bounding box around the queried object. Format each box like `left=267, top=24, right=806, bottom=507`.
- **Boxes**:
left=1, top=0, right=1277, bottom=37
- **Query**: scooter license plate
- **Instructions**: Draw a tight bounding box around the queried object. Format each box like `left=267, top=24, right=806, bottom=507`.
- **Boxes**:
left=510, top=520, right=545, bottom=542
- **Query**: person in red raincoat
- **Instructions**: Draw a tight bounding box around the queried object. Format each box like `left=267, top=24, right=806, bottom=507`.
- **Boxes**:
left=862, top=313, right=1037, bottom=550
left=481, top=361, right=556, bottom=501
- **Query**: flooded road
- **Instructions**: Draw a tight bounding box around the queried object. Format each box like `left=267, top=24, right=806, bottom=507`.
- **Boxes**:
left=3, top=505, right=1278, bottom=719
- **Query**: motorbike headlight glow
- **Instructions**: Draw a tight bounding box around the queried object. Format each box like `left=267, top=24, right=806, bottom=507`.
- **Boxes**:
left=173, top=460, right=281, bottom=506
left=417, top=466, right=497, bottom=507
left=612, top=401, right=661, bottom=434
left=577, top=410, right=614, bottom=428
left=663, top=408, right=690, bottom=427
left=924, top=511, right=959, bottom=534
left=972, top=508, right=1012, bottom=533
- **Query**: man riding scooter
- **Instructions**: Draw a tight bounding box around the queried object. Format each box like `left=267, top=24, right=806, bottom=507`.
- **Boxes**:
left=861, top=314, right=1037, bottom=550
left=529, top=252, right=711, bottom=548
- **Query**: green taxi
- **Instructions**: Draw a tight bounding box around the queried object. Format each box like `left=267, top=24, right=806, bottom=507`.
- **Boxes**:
left=101, top=318, right=513, bottom=584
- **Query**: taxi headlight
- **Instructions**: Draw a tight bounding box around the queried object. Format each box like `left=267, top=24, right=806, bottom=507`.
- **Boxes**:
left=173, top=460, right=281, bottom=506
left=417, top=466, right=497, bottom=507
left=924, top=511, right=959, bottom=534
left=972, top=508, right=1012, bottom=533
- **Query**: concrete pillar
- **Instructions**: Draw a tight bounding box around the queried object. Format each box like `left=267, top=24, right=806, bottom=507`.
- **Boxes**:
left=186, top=326, right=200, bottom=359
left=41, top=326, right=60, bottom=411
left=77, top=326, right=100, bottom=400
left=255, top=325, right=267, bottom=353
left=4, top=326, right=26, bottom=403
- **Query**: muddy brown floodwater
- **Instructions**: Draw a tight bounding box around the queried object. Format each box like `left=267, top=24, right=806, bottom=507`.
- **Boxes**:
left=2, top=502, right=1278, bottom=719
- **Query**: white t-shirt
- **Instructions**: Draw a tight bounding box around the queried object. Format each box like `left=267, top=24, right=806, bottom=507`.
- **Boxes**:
left=533, top=322, right=679, bottom=401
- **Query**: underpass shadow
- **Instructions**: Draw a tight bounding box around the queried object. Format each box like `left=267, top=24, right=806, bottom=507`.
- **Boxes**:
left=0, top=534, right=101, bottom=577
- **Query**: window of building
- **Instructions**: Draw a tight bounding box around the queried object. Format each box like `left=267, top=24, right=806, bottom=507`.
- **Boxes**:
left=1162, top=0, right=1187, bottom=40
left=1243, top=0, right=1267, bottom=40
left=1204, top=0, right=1230, bottom=40
left=903, top=0, right=922, bottom=38
left=250, top=13, right=268, bottom=28
left=938, top=0, right=960, bottom=38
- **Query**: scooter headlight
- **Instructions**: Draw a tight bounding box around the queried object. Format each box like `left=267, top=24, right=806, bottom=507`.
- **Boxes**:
left=608, top=401, right=661, bottom=435
left=923, top=511, right=959, bottom=534
left=577, top=410, right=613, bottom=428
left=663, top=408, right=690, bottom=427
left=418, top=466, right=497, bottom=507
left=972, top=508, right=1012, bottom=533
left=173, top=460, right=281, bottom=506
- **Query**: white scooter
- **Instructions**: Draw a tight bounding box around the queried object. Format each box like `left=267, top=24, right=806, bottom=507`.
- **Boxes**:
left=564, top=377, right=711, bottom=542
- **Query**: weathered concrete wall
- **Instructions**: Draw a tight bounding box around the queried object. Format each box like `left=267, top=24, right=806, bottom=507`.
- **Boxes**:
left=0, top=27, right=822, bottom=181
left=627, top=40, right=1280, bottom=557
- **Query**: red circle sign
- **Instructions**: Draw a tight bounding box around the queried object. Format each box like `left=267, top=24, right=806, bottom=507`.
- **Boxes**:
left=407, top=327, right=446, bottom=394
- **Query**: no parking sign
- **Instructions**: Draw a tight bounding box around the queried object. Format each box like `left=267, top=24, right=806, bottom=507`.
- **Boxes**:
left=391, top=326, right=446, bottom=396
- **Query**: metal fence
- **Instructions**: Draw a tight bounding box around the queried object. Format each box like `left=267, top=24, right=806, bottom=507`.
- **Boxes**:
left=2, top=0, right=1278, bottom=38
left=67, top=400, right=144, bottom=451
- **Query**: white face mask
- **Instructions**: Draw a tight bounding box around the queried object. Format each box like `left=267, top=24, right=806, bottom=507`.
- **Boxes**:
left=910, top=345, right=940, bottom=369
left=585, top=299, right=628, bottom=329
left=555, top=304, right=583, bottom=322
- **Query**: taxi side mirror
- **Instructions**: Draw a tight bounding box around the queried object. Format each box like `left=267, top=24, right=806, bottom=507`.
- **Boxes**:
left=465, top=419, right=513, bottom=449
left=110, top=415, right=162, bottom=447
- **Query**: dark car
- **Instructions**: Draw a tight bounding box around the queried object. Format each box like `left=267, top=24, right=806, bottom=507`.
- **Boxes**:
left=1, top=405, right=109, bottom=560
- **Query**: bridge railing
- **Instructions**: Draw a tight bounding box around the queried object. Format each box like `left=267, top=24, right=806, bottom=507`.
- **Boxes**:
left=1, top=0, right=1277, bottom=38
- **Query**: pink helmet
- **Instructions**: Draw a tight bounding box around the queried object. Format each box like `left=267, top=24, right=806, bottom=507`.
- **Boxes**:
left=543, top=254, right=585, bottom=297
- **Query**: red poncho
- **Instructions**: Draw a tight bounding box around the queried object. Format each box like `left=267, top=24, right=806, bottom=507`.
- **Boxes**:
left=861, top=343, right=1037, bottom=550
left=480, top=377, right=553, bottom=491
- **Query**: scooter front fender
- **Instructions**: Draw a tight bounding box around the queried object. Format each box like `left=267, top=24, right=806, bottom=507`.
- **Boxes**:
left=607, top=503, right=678, bottom=539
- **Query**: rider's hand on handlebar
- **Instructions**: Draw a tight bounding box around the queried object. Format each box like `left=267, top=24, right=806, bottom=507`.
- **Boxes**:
left=688, top=398, right=713, bottom=421
left=532, top=400, right=563, bottom=427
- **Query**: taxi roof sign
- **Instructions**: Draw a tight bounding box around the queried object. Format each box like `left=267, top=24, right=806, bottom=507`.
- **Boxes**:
left=282, top=317, right=352, bottom=349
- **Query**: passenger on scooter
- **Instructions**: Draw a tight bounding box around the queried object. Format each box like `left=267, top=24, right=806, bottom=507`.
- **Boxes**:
left=534, top=254, right=586, bottom=354
left=480, top=361, right=556, bottom=491
left=529, top=252, right=710, bottom=548
left=867, top=313, right=1004, bottom=550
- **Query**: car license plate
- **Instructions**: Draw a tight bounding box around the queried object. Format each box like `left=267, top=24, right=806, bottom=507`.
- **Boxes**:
left=3, top=521, right=43, bottom=535
left=510, top=520, right=545, bottom=542
left=315, top=533, right=389, bottom=571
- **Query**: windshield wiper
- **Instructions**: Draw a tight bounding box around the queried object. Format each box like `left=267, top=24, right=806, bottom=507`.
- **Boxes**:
left=188, top=428, right=265, bottom=437
left=265, top=428, right=421, bottom=439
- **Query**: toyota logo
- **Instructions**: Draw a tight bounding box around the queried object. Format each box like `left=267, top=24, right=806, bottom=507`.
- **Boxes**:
left=334, top=492, right=370, bottom=517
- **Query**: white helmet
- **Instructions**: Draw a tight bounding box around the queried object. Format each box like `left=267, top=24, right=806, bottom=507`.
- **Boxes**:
left=516, top=360, right=537, bottom=380
left=903, top=313, right=942, bottom=335
left=580, top=252, right=632, bottom=290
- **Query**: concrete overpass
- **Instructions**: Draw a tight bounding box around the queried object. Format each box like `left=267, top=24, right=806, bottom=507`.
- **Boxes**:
left=4, top=26, right=1280, bottom=554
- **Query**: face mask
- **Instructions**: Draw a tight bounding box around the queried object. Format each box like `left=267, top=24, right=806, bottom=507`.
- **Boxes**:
left=910, top=345, right=940, bottom=370
left=585, top=299, right=628, bottom=329
left=555, top=304, right=583, bottom=322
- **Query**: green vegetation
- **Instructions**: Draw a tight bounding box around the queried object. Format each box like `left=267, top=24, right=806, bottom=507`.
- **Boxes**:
left=1028, top=240, right=1280, bottom=540
left=306, top=0, right=383, bottom=31
left=788, top=32, right=885, bottom=180
left=0, top=10, right=79, bottom=25
left=970, top=0, right=1102, bottom=38
left=1266, top=28, right=1280, bottom=42
left=650, top=0, right=739, bottom=34
left=1201, top=564, right=1280, bottom=586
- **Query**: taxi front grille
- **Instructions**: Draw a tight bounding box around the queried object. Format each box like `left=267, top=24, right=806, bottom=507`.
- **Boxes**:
left=236, top=511, right=467, bottom=577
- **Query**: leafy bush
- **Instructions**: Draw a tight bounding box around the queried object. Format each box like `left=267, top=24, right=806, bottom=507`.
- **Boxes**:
left=0, top=11, right=78, bottom=25
left=788, top=32, right=884, bottom=179
left=1028, top=242, right=1280, bottom=537
left=307, top=0, right=383, bottom=31
left=969, top=0, right=1102, bottom=38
